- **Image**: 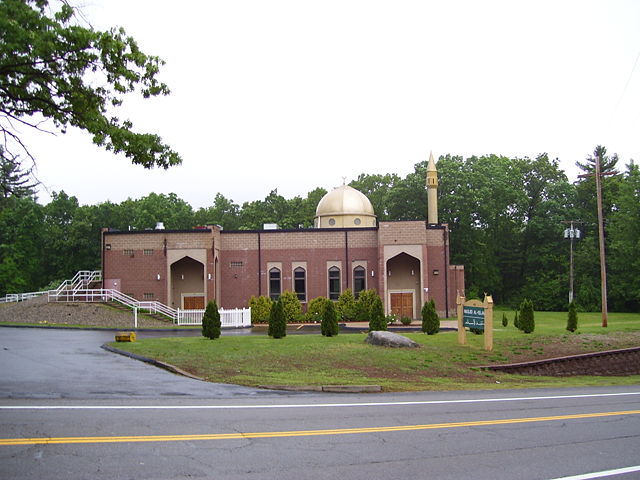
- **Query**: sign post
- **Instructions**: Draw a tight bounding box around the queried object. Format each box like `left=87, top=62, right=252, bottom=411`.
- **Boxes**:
left=457, top=293, right=493, bottom=351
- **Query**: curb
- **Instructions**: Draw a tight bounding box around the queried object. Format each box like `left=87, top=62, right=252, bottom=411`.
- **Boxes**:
left=101, top=343, right=205, bottom=381
left=259, top=385, right=382, bottom=393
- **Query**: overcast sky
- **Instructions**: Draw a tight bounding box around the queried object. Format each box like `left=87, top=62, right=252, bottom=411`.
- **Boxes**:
left=26, top=0, right=640, bottom=209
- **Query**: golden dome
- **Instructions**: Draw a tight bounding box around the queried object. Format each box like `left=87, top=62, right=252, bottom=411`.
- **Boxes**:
left=314, top=185, right=376, bottom=228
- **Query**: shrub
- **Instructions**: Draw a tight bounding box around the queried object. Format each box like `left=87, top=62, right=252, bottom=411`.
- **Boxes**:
left=502, top=313, right=508, bottom=327
left=368, top=294, right=387, bottom=331
left=356, top=289, right=379, bottom=322
left=202, top=300, right=221, bottom=339
left=307, top=296, right=328, bottom=323
left=279, top=290, right=302, bottom=323
left=268, top=298, right=286, bottom=338
left=519, top=298, right=535, bottom=334
left=336, top=289, right=358, bottom=322
left=321, top=299, right=339, bottom=337
left=400, top=316, right=412, bottom=326
left=513, top=310, right=520, bottom=330
left=421, top=299, right=439, bottom=335
left=566, top=301, right=578, bottom=332
left=249, top=295, right=272, bottom=324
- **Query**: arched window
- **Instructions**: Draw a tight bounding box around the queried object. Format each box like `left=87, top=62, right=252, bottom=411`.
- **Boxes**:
left=269, top=268, right=281, bottom=301
left=328, top=266, right=341, bottom=300
left=353, top=266, right=366, bottom=297
left=294, top=267, right=306, bottom=301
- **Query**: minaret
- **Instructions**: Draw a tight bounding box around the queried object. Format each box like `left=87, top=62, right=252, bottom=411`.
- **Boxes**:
left=426, top=151, right=438, bottom=224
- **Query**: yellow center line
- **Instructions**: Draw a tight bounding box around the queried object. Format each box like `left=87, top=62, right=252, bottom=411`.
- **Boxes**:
left=1, top=410, right=639, bottom=447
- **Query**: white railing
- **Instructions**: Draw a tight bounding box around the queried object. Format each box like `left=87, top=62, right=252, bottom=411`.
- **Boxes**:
left=3, top=270, right=250, bottom=328
left=0, top=291, right=48, bottom=303
left=176, top=307, right=251, bottom=327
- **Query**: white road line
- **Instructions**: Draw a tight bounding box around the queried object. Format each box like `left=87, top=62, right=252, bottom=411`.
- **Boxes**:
left=0, top=391, right=639, bottom=410
left=549, top=465, right=640, bottom=480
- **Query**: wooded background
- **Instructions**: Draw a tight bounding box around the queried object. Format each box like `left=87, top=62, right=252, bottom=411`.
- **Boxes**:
left=1, top=148, right=638, bottom=312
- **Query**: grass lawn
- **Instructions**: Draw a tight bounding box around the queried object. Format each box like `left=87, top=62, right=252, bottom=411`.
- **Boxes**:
left=111, top=311, right=640, bottom=392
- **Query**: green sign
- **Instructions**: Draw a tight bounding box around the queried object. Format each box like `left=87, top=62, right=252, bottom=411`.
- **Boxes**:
left=463, top=306, right=485, bottom=330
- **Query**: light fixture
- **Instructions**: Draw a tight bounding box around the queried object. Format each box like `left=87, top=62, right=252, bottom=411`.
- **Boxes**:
left=433, top=269, right=439, bottom=275
left=411, top=269, right=415, bottom=276
left=208, top=273, right=212, bottom=280
left=371, top=270, right=375, bottom=277
left=181, top=274, right=184, bottom=280
left=156, top=274, right=161, bottom=281
left=388, top=270, right=391, bottom=276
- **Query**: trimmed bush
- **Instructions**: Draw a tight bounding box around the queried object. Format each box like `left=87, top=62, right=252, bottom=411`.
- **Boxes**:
left=502, top=312, right=508, bottom=327
left=268, top=298, right=286, bottom=338
left=356, top=289, right=379, bottom=322
left=519, top=298, right=535, bottom=334
left=307, top=296, right=327, bottom=323
left=566, top=301, right=578, bottom=332
left=400, top=316, right=412, bottom=326
left=202, top=300, right=221, bottom=339
left=421, top=299, right=439, bottom=335
left=279, top=290, right=302, bottom=323
left=321, top=299, right=339, bottom=337
left=368, top=294, right=387, bottom=331
left=249, top=295, right=272, bottom=324
left=336, top=288, right=358, bottom=322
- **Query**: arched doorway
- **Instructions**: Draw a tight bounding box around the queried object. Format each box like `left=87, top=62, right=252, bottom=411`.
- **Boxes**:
left=170, top=256, right=205, bottom=309
left=386, top=252, right=421, bottom=319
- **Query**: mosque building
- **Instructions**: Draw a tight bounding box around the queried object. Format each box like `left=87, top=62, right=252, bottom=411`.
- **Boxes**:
left=101, top=153, right=464, bottom=318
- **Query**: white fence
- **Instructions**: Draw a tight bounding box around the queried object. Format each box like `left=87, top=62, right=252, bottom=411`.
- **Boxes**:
left=176, top=307, right=251, bottom=327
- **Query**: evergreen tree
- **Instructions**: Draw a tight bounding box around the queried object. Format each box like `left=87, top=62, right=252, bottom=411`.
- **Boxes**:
left=566, top=301, right=578, bottom=332
left=519, top=298, right=535, bottom=333
left=202, top=300, right=221, bottom=339
left=514, top=310, right=520, bottom=330
left=421, top=299, right=440, bottom=335
left=268, top=298, right=287, bottom=339
left=502, top=312, right=508, bottom=327
left=321, top=299, right=339, bottom=337
left=368, top=294, right=387, bottom=331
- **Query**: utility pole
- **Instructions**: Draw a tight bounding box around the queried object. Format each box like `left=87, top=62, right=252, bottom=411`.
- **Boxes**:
left=595, top=153, right=608, bottom=327
left=579, top=152, right=613, bottom=327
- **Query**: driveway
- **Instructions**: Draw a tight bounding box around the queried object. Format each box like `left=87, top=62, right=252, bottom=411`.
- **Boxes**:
left=0, top=327, right=288, bottom=399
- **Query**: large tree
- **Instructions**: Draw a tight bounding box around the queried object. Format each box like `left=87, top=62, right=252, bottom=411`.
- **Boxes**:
left=0, top=0, right=181, bottom=169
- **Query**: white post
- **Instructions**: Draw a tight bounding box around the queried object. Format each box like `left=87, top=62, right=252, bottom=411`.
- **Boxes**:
left=134, top=307, right=138, bottom=328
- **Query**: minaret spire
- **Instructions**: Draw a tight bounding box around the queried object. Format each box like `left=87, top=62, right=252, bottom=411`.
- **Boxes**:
left=426, top=151, right=438, bottom=224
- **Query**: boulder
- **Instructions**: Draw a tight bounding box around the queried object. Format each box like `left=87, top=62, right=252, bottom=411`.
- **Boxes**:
left=364, top=331, right=420, bottom=348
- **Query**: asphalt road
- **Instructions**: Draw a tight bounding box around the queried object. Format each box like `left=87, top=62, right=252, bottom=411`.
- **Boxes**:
left=1, top=327, right=639, bottom=480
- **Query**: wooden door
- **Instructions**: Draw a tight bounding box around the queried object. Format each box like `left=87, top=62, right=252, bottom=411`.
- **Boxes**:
left=183, top=295, right=205, bottom=310
left=390, top=292, right=413, bottom=319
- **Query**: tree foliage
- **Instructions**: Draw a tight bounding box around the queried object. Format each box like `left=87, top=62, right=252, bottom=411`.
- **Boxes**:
left=519, top=298, right=535, bottom=334
left=278, top=290, right=302, bottom=323
left=336, top=288, right=357, bottom=322
left=268, top=297, right=286, bottom=338
left=368, top=294, right=387, bottom=331
left=566, top=301, right=578, bottom=332
left=421, top=299, right=439, bottom=335
left=320, top=298, right=339, bottom=337
left=249, top=295, right=272, bottom=324
left=0, top=0, right=181, bottom=169
left=202, top=300, right=221, bottom=339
